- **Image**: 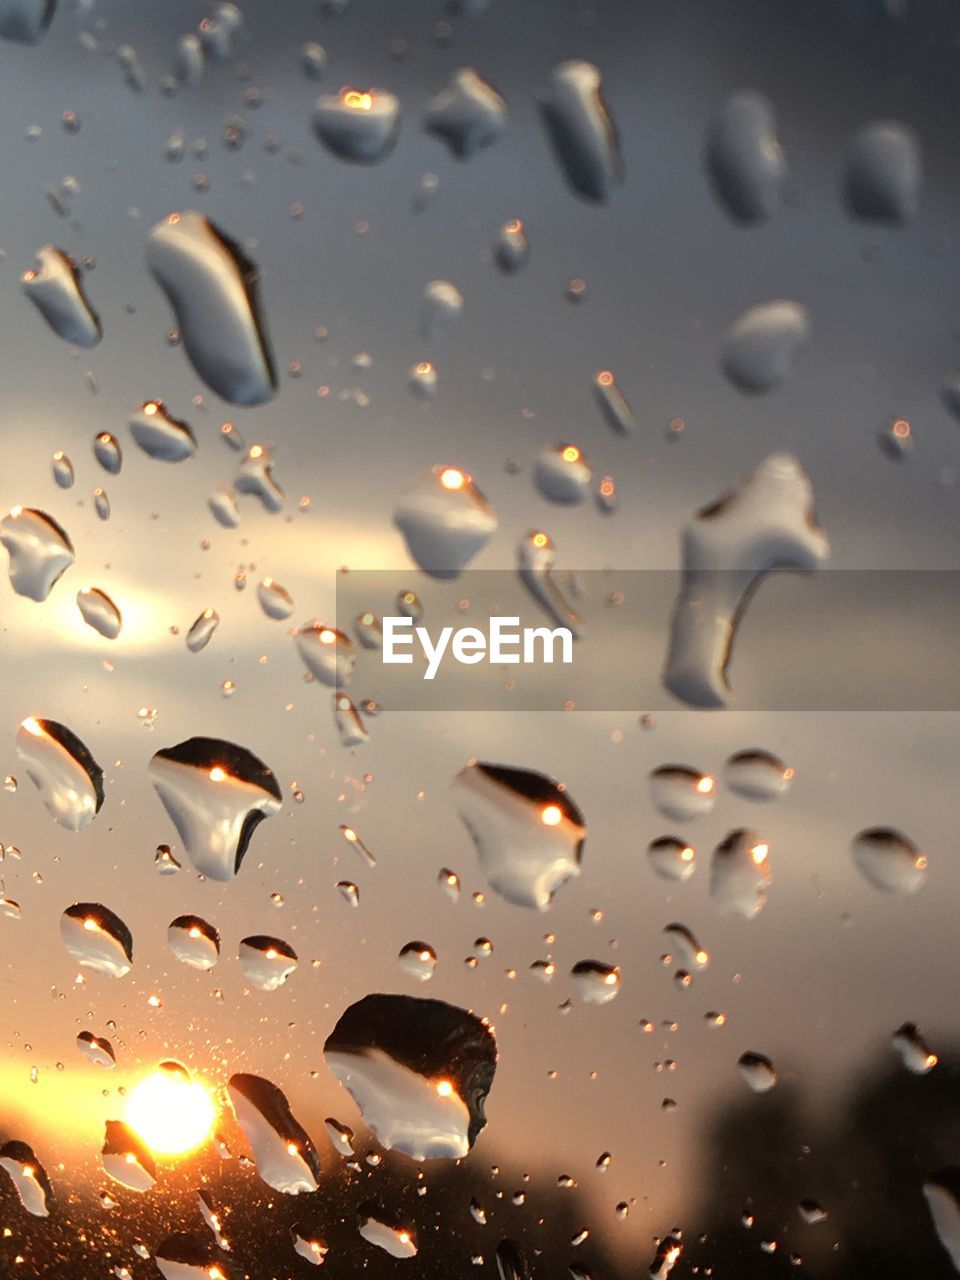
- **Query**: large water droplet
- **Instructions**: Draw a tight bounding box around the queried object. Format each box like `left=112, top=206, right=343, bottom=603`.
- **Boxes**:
left=724, top=749, right=793, bottom=801
left=0, top=507, right=74, bottom=601
left=21, top=246, right=101, bottom=347
left=454, top=761, right=585, bottom=910
left=394, top=465, right=497, bottom=578
left=648, top=836, right=697, bottom=882
left=851, top=827, right=926, bottom=894
left=843, top=121, right=921, bottom=224
left=130, top=401, right=197, bottom=462
left=147, top=211, right=277, bottom=406
left=424, top=68, right=507, bottom=158
left=168, top=915, right=220, bottom=969
left=539, top=61, right=622, bottom=202
left=324, top=993, right=498, bottom=1160
left=60, top=902, right=133, bottom=977
left=154, top=1235, right=234, bottom=1280
left=663, top=453, right=829, bottom=708
left=649, top=766, right=716, bottom=821
left=257, top=578, right=294, bottom=619
left=570, top=959, right=621, bottom=1004
left=705, top=92, right=786, bottom=224
left=294, top=622, right=356, bottom=686
left=738, top=1050, right=777, bottom=1092
left=357, top=1203, right=418, bottom=1258
left=533, top=443, right=591, bottom=505
left=239, top=934, right=299, bottom=990
left=0, top=1142, right=53, bottom=1216
left=227, top=1073, right=320, bottom=1194
left=710, top=830, right=771, bottom=919
left=313, top=89, right=400, bottom=163
left=149, top=737, right=282, bottom=880
left=77, top=587, right=122, bottom=639
left=0, top=0, right=56, bottom=44
left=722, top=300, right=810, bottom=393
left=17, top=717, right=103, bottom=830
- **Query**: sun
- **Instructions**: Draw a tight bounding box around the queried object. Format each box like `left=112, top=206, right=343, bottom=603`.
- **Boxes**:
left=125, top=1066, right=216, bottom=1156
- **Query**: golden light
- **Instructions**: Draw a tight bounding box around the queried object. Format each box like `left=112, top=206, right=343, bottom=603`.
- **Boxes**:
left=83, top=917, right=98, bottom=932
left=439, top=467, right=465, bottom=491
left=249, top=444, right=264, bottom=459
left=505, top=219, right=523, bottom=233
left=892, top=418, right=911, bottom=439
left=561, top=445, right=581, bottom=463
left=751, top=843, right=769, bottom=865
left=696, top=949, right=709, bottom=966
left=143, top=402, right=158, bottom=416
left=597, top=370, right=614, bottom=387
left=125, top=1069, right=216, bottom=1156
left=337, top=695, right=351, bottom=711
left=21, top=717, right=42, bottom=737
left=603, top=970, right=619, bottom=985
left=318, top=628, right=336, bottom=645
left=916, top=855, right=929, bottom=871
left=342, top=826, right=358, bottom=842
left=680, top=846, right=694, bottom=862
left=343, top=90, right=374, bottom=111
left=540, top=804, right=563, bottom=827
left=209, top=767, right=226, bottom=782
left=696, top=776, right=715, bottom=794
left=532, top=531, right=548, bottom=548
left=927, top=1053, right=939, bottom=1069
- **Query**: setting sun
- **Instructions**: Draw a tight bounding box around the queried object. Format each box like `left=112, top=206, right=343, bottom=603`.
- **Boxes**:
left=125, top=1066, right=216, bottom=1156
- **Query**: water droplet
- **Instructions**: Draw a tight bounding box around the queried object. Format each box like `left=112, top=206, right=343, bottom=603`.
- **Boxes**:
left=705, top=92, right=786, bottom=224
left=257, top=577, right=294, bottom=619
left=409, top=360, right=438, bottom=399
left=94, top=488, right=110, bottom=520
left=649, top=766, right=716, bottom=821
left=454, top=761, right=585, bottom=910
left=324, top=992, right=498, bottom=1160
left=0, top=507, right=75, bottom=601
left=340, top=823, right=376, bottom=866
left=663, top=453, right=829, bottom=708
left=235, top=443, right=284, bottom=512
left=176, top=33, right=205, bottom=88
left=228, top=1073, right=320, bottom=1194
left=337, top=880, right=359, bottom=907
left=21, top=246, right=101, bottom=347
left=313, top=89, right=400, bottom=163
left=844, top=121, right=921, bottom=224
left=0, top=0, right=54, bottom=43
left=60, top=903, right=133, bottom=977
left=399, top=940, right=438, bottom=981
left=293, top=1226, right=328, bottom=1266
left=738, top=1050, right=777, bottom=1092
left=647, top=836, right=697, bottom=882
left=878, top=416, right=914, bottom=460
left=239, top=935, right=299, bottom=991
left=77, top=587, right=122, bottom=640
left=517, top=530, right=580, bottom=634
left=76, top=1030, right=116, bottom=1068
left=357, top=1203, right=418, bottom=1258
left=539, top=61, right=622, bottom=202
left=147, top=211, right=277, bottom=406
left=571, top=959, right=620, bottom=1004
left=421, top=279, right=463, bottom=340
left=593, top=370, right=636, bottom=434
left=149, top=736, right=282, bottom=880
left=649, top=1236, right=683, bottom=1279
left=51, top=451, right=74, bottom=489
left=892, top=1021, right=938, bottom=1074
left=851, top=827, right=926, bottom=894
left=186, top=608, right=220, bottom=653
left=663, top=923, right=709, bottom=970
left=333, top=693, right=369, bottom=748
left=722, top=300, right=810, bottom=393
left=208, top=486, right=240, bottom=528
left=438, top=866, right=461, bottom=902
left=710, top=830, right=771, bottom=919
left=301, top=41, right=327, bottom=79
left=168, top=915, right=220, bottom=970
left=494, top=219, right=529, bottom=273
left=294, top=622, right=356, bottom=686
left=725, top=749, right=793, bottom=801
left=496, top=1239, right=530, bottom=1280
left=533, top=442, right=592, bottom=504
left=17, top=717, right=103, bottom=830
left=129, top=401, right=197, bottom=462
left=0, top=1142, right=53, bottom=1216
left=324, top=1116, right=354, bottom=1156
left=424, top=68, right=507, bottom=158
left=394, top=465, right=497, bottom=579
left=93, top=431, right=122, bottom=474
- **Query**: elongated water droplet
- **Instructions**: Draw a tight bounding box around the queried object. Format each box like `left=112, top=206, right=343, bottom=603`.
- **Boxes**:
left=149, top=737, right=282, bottom=880
left=409, top=360, right=438, bottom=399
left=324, top=993, right=498, bottom=1160
left=924, top=1169, right=960, bottom=1272
left=94, top=488, right=110, bottom=520
left=399, top=940, right=437, bottom=981
left=649, top=766, right=715, bottom=821
left=0, top=1142, right=53, bottom=1216
left=394, top=465, right=497, bottom=579
left=663, top=453, right=829, bottom=708
left=235, top=443, right=284, bottom=512
left=93, top=431, right=122, bottom=474
left=17, top=717, right=103, bottom=830
left=22, top=246, right=101, bottom=347
left=77, top=587, right=122, bottom=639
left=76, top=1030, right=116, bottom=1068
left=724, top=749, right=793, bottom=801
left=186, top=608, right=219, bottom=653
left=533, top=442, right=591, bottom=504
left=738, top=1050, right=777, bottom=1092
left=130, top=401, right=197, bottom=462
left=0, top=507, right=74, bottom=601
left=340, top=823, right=376, bottom=867
left=60, top=902, right=133, bottom=977
left=208, top=486, right=240, bottom=528
left=539, top=61, right=621, bottom=202
left=0, top=0, right=55, bottom=44
left=705, top=91, right=786, bottom=224
left=357, top=1203, right=418, bottom=1258
left=101, top=1121, right=156, bottom=1191
left=147, top=211, right=277, bottom=406
left=722, top=300, right=810, bottom=393
left=844, top=121, right=920, bottom=224
left=333, top=693, right=369, bottom=748
left=494, top=219, right=529, bottom=273
left=496, top=1239, right=530, bottom=1280
left=293, top=1226, right=328, bottom=1266
left=454, top=761, right=585, bottom=910
left=710, top=829, right=771, bottom=919
left=324, top=1117, right=354, bottom=1156
left=239, top=935, right=298, bottom=990
left=571, top=959, right=621, bottom=1004
left=354, top=610, right=383, bottom=649
left=294, top=622, right=356, bottom=686
left=313, top=88, right=400, bottom=163
left=168, top=915, right=220, bottom=969
left=892, top=1021, right=937, bottom=1074
left=421, top=279, right=463, bottom=340
left=176, top=32, right=205, bottom=87
left=517, top=530, right=580, bottom=634
left=424, top=68, right=506, bottom=158
left=851, top=827, right=926, bottom=894
left=301, top=41, right=327, bottom=79
left=51, top=451, right=74, bottom=489
left=649, top=1235, right=683, bottom=1279
left=228, top=1073, right=320, bottom=1194
left=663, top=923, right=709, bottom=970
left=438, top=866, right=461, bottom=901
left=648, top=836, right=697, bottom=882
left=257, top=577, right=294, bottom=619
left=337, top=880, right=359, bottom=907
left=593, top=370, right=636, bottom=434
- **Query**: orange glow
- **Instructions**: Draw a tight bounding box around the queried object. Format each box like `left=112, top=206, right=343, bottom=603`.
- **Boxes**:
left=439, top=467, right=465, bottom=491
left=126, top=1069, right=216, bottom=1156
left=249, top=444, right=264, bottom=459
left=83, top=918, right=98, bottom=932
left=680, top=846, right=694, bottom=862
left=143, top=402, right=158, bottom=416
left=20, top=717, right=42, bottom=737
left=209, top=767, right=226, bottom=782
left=532, top=531, right=549, bottom=548
left=435, top=1079, right=454, bottom=1098
left=696, top=776, right=715, bottom=794
left=561, top=445, right=581, bottom=463
left=540, top=804, right=563, bottom=827
left=318, top=628, right=336, bottom=645
left=343, top=90, right=373, bottom=111
left=892, top=418, right=911, bottom=438
left=597, top=370, right=614, bottom=387
left=751, top=843, right=769, bottom=865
